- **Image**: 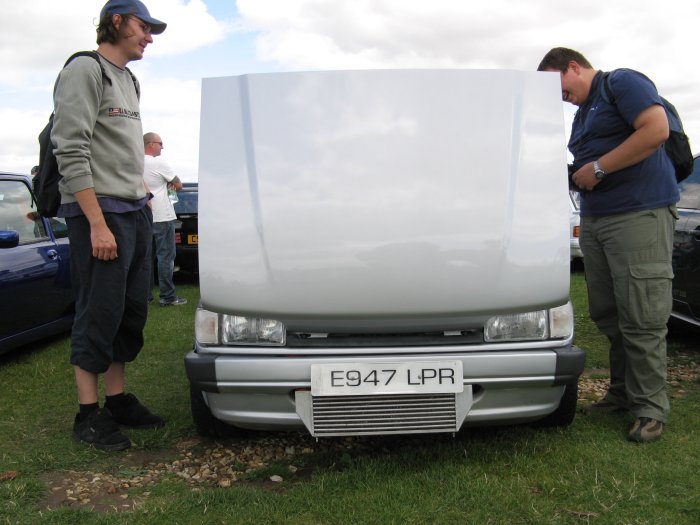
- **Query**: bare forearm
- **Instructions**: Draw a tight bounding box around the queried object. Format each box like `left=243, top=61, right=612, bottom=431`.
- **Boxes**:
left=572, top=104, right=668, bottom=191
left=74, top=188, right=118, bottom=260
left=170, top=176, right=183, bottom=191
left=596, top=115, right=668, bottom=174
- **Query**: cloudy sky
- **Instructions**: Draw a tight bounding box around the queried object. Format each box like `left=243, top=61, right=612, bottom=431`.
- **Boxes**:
left=2, top=0, right=698, bottom=181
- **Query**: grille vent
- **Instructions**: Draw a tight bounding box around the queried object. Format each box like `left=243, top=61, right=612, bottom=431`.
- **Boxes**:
left=296, top=390, right=473, bottom=437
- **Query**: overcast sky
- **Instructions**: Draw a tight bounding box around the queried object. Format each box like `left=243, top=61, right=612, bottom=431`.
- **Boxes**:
left=2, top=0, right=698, bottom=180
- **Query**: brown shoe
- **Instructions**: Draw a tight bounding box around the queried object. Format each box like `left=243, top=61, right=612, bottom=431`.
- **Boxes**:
left=628, top=417, right=664, bottom=443
left=582, top=399, right=626, bottom=416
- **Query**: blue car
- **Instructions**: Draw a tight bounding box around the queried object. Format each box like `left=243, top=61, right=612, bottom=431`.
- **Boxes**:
left=0, top=172, right=73, bottom=354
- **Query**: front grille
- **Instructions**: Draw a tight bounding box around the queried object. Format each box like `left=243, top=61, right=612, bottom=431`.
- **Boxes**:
left=311, top=393, right=456, bottom=435
left=296, top=389, right=473, bottom=437
left=286, top=330, right=482, bottom=348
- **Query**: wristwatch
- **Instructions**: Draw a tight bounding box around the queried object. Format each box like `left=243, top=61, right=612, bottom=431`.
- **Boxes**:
left=593, top=160, right=606, bottom=180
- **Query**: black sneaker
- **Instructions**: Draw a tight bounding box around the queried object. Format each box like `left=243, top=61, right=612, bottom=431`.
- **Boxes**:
left=107, top=393, right=165, bottom=429
left=72, top=408, right=131, bottom=451
left=159, top=296, right=188, bottom=307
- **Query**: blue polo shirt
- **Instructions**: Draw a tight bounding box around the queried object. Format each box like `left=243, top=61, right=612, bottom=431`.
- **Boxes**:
left=568, top=69, right=679, bottom=217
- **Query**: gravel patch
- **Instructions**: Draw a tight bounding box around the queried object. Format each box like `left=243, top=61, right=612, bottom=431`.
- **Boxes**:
left=33, top=354, right=699, bottom=512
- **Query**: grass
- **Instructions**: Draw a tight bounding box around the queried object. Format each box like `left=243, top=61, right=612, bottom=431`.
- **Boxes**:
left=0, top=270, right=698, bottom=524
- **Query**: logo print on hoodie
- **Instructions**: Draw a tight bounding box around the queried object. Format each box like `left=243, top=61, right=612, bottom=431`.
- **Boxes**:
left=108, top=107, right=141, bottom=120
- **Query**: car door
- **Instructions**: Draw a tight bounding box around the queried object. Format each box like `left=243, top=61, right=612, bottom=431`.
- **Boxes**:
left=0, top=177, right=72, bottom=341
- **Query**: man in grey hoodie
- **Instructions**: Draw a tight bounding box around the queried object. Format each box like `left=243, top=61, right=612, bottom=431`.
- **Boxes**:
left=52, top=0, right=167, bottom=450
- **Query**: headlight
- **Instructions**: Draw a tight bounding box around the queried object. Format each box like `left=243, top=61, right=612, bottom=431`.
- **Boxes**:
left=484, top=301, right=574, bottom=342
left=222, top=316, right=286, bottom=345
left=195, top=307, right=286, bottom=346
left=484, top=310, right=548, bottom=342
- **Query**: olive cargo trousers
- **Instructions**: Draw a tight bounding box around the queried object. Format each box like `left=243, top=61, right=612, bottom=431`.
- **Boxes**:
left=580, top=205, right=677, bottom=423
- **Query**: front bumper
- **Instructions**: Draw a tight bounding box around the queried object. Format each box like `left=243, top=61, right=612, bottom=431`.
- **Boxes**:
left=185, top=343, right=585, bottom=432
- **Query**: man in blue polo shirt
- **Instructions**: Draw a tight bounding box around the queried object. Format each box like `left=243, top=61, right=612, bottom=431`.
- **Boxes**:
left=538, top=48, right=679, bottom=443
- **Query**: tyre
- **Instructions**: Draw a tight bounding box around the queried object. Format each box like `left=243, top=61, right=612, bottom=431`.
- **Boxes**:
left=189, top=384, right=245, bottom=438
left=532, top=381, right=578, bottom=428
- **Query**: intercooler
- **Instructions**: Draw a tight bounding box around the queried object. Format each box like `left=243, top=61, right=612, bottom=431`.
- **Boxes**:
left=295, top=388, right=473, bottom=437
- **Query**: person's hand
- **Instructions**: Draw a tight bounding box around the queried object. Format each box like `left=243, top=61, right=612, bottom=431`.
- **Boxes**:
left=571, top=162, right=601, bottom=192
left=90, top=222, right=118, bottom=260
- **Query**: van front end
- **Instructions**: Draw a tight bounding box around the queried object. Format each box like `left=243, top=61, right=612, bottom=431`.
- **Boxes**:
left=191, top=68, right=579, bottom=438
left=185, top=302, right=585, bottom=437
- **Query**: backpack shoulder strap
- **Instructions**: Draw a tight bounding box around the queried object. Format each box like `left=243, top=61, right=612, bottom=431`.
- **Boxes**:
left=601, top=69, right=684, bottom=133
left=63, top=51, right=139, bottom=98
left=124, top=66, right=140, bottom=99
left=599, top=71, right=615, bottom=105
left=64, top=51, right=112, bottom=85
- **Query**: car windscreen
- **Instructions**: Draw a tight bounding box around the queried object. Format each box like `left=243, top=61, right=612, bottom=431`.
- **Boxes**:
left=174, top=190, right=198, bottom=214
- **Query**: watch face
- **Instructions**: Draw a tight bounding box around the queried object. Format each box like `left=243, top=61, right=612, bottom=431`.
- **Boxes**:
left=595, top=170, right=605, bottom=180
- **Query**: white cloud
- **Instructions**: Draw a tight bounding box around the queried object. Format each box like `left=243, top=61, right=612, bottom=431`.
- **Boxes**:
left=0, top=1, right=96, bottom=83
left=0, top=0, right=229, bottom=86
left=140, top=0, right=232, bottom=56
left=237, top=0, right=700, bottom=150
left=2, top=0, right=700, bottom=178
left=0, top=107, right=48, bottom=173
left=137, top=73, right=202, bottom=181
left=0, top=0, right=231, bottom=176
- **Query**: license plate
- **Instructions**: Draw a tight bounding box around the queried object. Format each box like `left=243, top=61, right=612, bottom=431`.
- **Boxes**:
left=187, top=234, right=198, bottom=245
left=311, top=361, right=463, bottom=396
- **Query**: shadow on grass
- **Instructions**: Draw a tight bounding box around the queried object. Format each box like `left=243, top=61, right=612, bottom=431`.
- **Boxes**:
left=0, top=331, right=69, bottom=366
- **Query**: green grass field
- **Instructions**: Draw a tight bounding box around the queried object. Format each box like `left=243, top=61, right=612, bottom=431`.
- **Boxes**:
left=0, top=270, right=698, bottom=524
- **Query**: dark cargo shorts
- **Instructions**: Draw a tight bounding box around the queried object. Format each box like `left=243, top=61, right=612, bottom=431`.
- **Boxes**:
left=67, top=207, right=152, bottom=373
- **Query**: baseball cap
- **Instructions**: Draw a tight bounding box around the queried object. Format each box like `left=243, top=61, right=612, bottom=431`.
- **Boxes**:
left=100, top=0, right=167, bottom=35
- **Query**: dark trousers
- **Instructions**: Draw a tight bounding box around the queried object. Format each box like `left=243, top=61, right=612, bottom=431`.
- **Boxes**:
left=67, top=208, right=152, bottom=373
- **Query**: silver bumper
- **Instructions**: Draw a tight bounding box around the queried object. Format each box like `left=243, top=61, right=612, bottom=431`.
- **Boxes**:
left=185, top=344, right=585, bottom=434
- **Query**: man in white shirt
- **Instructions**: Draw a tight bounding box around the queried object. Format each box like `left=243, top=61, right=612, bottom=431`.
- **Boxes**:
left=143, top=132, right=187, bottom=306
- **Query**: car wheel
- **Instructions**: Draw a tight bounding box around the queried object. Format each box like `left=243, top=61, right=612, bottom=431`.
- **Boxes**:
left=532, top=381, right=578, bottom=428
left=189, top=384, right=245, bottom=438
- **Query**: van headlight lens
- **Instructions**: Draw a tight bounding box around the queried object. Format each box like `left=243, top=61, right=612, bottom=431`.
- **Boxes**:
left=484, top=310, right=548, bottom=341
left=222, top=316, right=286, bottom=345
left=484, top=301, right=574, bottom=342
left=195, top=309, right=286, bottom=346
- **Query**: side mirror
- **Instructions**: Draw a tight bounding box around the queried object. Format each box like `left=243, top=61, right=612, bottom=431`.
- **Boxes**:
left=0, top=230, right=20, bottom=249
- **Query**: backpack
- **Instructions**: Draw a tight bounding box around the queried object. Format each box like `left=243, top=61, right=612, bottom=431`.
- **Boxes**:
left=34, top=51, right=139, bottom=217
left=600, top=70, right=693, bottom=184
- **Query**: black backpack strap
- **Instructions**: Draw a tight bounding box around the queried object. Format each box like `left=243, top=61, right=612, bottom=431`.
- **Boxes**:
left=63, top=51, right=140, bottom=98
left=599, top=71, right=615, bottom=105
left=64, top=51, right=112, bottom=85
left=125, top=66, right=140, bottom=98
left=51, top=51, right=112, bottom=101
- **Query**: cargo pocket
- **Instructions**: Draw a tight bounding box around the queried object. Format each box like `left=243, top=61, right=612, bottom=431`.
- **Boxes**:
left=627, top=262, right=674, bottom=328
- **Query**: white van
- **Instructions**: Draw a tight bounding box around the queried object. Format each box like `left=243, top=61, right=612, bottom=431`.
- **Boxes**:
left=186, top=69, right=585, bottom=437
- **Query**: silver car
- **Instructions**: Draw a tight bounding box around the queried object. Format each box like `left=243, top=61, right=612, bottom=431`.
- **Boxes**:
left=569, top=190, right=582, bottom=261
left=186, top=69, right=585, bottom=438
